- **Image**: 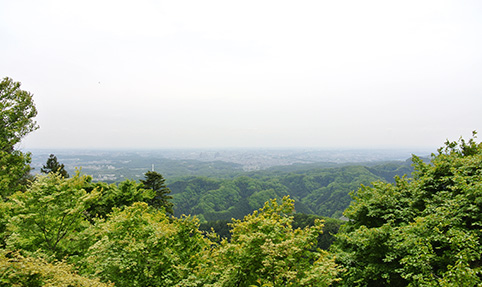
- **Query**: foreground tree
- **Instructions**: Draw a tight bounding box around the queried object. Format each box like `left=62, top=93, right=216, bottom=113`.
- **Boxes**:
left=140, top=171, right=174, bottom=214
left=0, top=77, right=38, bottom=198
left=6, top=172, right=100, bottom=259
left=0, top=250, right=112, bottom=287
left=333, top=133, right=482, bottom=286
left=41, top=154, right=69, bottom=178
left=0, top=150, right=32, bottom=199
left=204, top=196, right=342, bottom=286
left=0, top=77, right=38, bottom=149
left=81, top=202, right=210, bottom=287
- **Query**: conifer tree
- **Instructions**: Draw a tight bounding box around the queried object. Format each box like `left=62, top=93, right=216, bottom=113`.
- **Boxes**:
left=140, top=171, right=174, bottom=215
left=41, top=154, right=69, bottom=178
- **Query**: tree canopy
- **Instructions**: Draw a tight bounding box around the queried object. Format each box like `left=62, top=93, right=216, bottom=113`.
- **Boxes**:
left=0, top=77, right=38, bottom=151
left=6, top=172, right=99, bottom=259
left=0, top=77, right=38, bottom=198
left=333, top=132, right=482, bottom=286
left=81, top=202, right=209, bottom=287
left=206, top=196, right=342, bottom=286
left=0, top=250, right=113, bottom=287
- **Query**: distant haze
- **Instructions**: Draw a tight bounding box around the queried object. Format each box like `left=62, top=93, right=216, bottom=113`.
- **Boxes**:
left=1, top=1, right=481, bottom=150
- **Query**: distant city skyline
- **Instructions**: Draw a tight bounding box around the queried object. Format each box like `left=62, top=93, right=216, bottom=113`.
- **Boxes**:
left=2, top=1, right=481, bottom=150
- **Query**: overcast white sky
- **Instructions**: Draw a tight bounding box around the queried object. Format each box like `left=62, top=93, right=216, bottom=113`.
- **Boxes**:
left=1, top=0, right=481, bottom=150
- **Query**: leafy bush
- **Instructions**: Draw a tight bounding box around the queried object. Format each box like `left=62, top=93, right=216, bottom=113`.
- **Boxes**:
left=0, top=250, right=112, bottom=287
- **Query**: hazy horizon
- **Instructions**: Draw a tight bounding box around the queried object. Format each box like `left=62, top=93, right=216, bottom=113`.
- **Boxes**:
left=28, top=147, right=432, bottom=178
left=23, top=146, right=435, bottom=153
left=27, top=146, right=434, bottom=163
left=2, top=1, right=481, bottom=150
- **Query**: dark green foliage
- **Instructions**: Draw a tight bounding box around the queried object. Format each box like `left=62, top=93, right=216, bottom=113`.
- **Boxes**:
left=169, top=176, right=221, bottom=195
left=365, top=159, right=414, bottom=183
left=201, top=214, right=344, bottom=251
left=199, top=219, right=232, bottom=240
left=297, top=166, right=383, bottom=218
left=140, top=171, right=174, bottom=214
left=292, top=213, right=344, bottom=250
left=170, top=176, right=290, bottom=221
left=169, top=163, right=402, bottom=220
left=41, top=154, right=69, bottom=178
left=333, top=133, right=482, bottom=286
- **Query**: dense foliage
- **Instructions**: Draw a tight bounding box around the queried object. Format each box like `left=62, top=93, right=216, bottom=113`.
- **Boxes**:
left=5, top=173, right=100, bottom=259
left=85, top=178, right=155, bottom=220
left=169, top=162, right=413, bottom=221
left=204, top=197, right=343, bottom=287
left=199, top=214, right=344, bottom=251
left=1, top=186, right=342, bottom=286
left=0, top=250, right=113, bottom=287
left=81, top=202, right=210, bottom=286
left=333, top=133, right=482, bottom=286
left=0, top=77, right=38, bottom=149
left=0, top=77, right=38, bottom=199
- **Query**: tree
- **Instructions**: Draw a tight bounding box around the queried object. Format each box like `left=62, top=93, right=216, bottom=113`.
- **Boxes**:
left=0, top=150, right=33, bottom=199
left=0, top=77, right=38, bottom=150
left=6, top=172, right=100, bottom=259
left=0, top=250, right=113, bottom=287
left=332, top=133, right=482, bottom=286
left=292, top=213, right=344, bottom=250
left=140, top=171, right=174, bottom=215
left=85, top=179, right=155, bottom=220
left=0, top=77, right=38, bottom=198
left=41, top=154, right=69, bottom=178
left=203, top=196, right=342, bottom=286
left=81, top=202, right=210, bottom=287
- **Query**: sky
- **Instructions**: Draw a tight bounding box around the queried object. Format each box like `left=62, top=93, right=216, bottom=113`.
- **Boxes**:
left=1, top=0, right=481, bottom=150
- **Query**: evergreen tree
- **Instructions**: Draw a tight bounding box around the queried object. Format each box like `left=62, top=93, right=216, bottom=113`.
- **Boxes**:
left=41, top=154, right=69, bottom=178
left=140, top=171, right=174, bottom=215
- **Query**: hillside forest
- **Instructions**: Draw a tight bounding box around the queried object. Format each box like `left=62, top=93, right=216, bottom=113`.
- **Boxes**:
left=1, top=77, right=482, bottom=286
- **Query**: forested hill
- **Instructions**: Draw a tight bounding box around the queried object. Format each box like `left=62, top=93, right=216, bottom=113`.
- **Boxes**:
left=168, top=159, right=415, bottom=220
